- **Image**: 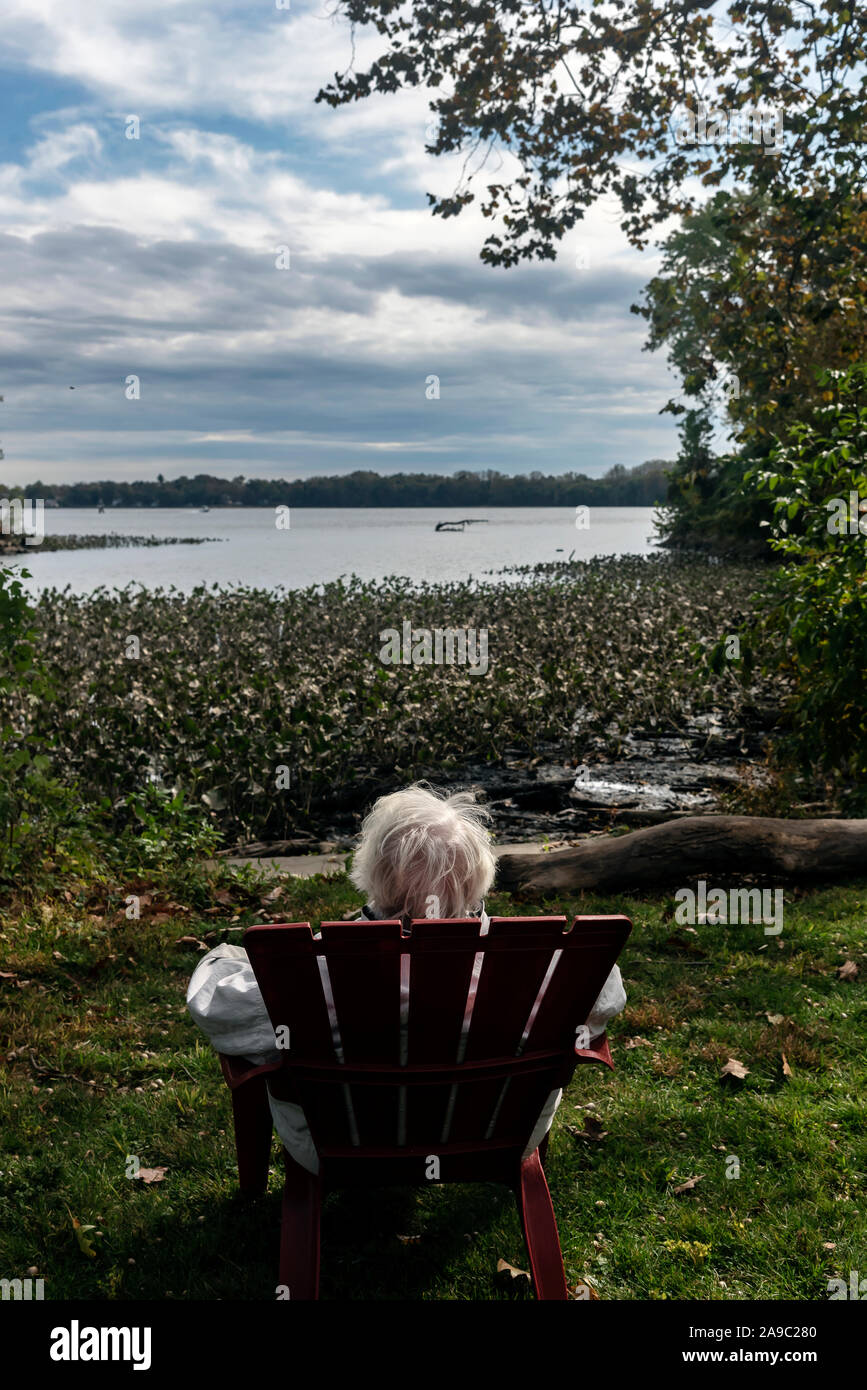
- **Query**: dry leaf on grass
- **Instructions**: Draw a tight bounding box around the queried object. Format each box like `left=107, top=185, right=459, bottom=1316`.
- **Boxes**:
left=623, top=1035, right=653, bottom=1050
left=135, top=1167, right=168, bottom=1184
left=673, top=1175, right=704, bottom=1196
left=568, top=1280, right=600, bottom=1300
left=566, top=1115, right=609, bottom=1143
left=174, top=936, right=208, bottom=951
left=836, top=960, right=859, bottom=981
left=720, top=1057, right=750, bottom=1081
left=496, top=1258, right=531, bottom=1282
left=765, top=1013, right=784, bottom=1025
left=781, top=1053, right=793, bottom=1079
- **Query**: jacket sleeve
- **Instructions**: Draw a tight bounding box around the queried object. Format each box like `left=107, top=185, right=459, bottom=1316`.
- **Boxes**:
left=186, top=943, right=281, bottom=1063
left=585, top=963, right=627, bottom=1036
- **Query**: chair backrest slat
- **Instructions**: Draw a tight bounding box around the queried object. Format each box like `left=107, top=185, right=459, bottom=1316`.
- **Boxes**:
left=403, top=918, right=483, bottom=1065
left=243, top=922, right=334, bottom=1059
left=317, top=921, right=403, bottom=1064
left=461, top=917, right=569, bottom=1062
left=243, top=913, right=631, bottom=1160
left=519, top=916, right=633, bottom=1051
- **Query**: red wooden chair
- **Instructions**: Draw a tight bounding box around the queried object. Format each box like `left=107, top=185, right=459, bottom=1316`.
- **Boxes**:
left=218, top=913, right=631, bottom=1300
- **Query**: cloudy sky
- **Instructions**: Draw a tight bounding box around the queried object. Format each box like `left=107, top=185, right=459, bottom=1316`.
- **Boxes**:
left=0, top=0, right=683, bottom=485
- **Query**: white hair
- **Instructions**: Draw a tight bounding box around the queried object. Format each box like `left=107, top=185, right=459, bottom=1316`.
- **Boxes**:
left=350, top=782, right=497, bottom=920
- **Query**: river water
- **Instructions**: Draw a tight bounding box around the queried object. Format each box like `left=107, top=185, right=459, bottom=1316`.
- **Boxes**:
left=16, top=505, right=660, bottom=595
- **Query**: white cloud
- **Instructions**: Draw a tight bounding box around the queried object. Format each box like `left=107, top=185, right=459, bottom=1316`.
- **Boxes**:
left=0, top=0, right=681, bottom=481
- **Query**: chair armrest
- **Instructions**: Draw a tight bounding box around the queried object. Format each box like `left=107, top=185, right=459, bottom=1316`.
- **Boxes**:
left=218, top=1053, right=283, bottom=1090
left=574, top=1032, right=614, bottom=1070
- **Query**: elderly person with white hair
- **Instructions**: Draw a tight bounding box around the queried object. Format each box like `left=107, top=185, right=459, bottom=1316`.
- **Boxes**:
left=187, top=782, right=626, bottom=1175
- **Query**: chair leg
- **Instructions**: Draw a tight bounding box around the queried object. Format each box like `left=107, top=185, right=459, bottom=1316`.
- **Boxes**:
left=229, top=1074, right=273, bottom=1196
left=514, top=1150, right=568, bottom=1300
left=278, top=1149, right=322, bottom=1300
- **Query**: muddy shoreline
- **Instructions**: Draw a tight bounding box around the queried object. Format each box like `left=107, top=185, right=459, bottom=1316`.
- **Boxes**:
left=226, top=716, right=782, bottom=857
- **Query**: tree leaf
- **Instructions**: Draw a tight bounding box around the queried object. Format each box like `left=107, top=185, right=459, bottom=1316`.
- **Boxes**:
left=68, top=1211, right=99, bottom=1257
left=673, top=1174, right=704, bottom=1195
left=135, top=1166, right=168, bottom=1184
left=720, top=1057, right=750, bottom=1081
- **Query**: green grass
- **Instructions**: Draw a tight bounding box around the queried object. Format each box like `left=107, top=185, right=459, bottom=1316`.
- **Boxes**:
left=1, top=869, right=865, bottom=1301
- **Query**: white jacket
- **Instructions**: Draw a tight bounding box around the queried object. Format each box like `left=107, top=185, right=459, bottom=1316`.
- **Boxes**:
left=187, top=910, right=626, bottom=1175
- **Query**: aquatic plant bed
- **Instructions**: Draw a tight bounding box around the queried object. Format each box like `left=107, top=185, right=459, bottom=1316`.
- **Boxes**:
left=0, top=533, right=225, bottom=555
left=17, top=555, right=785, bottom=844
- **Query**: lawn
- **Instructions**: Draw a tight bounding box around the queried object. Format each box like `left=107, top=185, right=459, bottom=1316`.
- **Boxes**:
left=1, top=867, right=864, bottom=1301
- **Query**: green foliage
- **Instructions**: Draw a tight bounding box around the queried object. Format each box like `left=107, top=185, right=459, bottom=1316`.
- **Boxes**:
left=318, top=3, right=867, bottom=262
left=636, top=187, right=867, bottom=553
left=654, top=407, right=771, bottom=556
left=636, top=189, right=867, bottom=453
left=11, top=558, right=778, bottom=849
left=743, top=365, right=867, bottom=796
left=123, top=785, right=221, bottom=869
left=0, top=561, right=36, bottom=687
left=0, top=564, right=96, bottom=883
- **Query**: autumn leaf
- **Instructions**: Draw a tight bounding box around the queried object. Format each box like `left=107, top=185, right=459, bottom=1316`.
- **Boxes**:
left=765, top=1013, right=784, bottom=1025
left=623, top=1035, right=652, bottom=1049
left=174, top=936, right=208, bottom=951
left=673, top=1175, right=704, bottom=1196
left=496, top=1258, right=531, bottom=1282
left=781, top=1053, right=792, bottom=1079
left=836, top=960, right=858, bottom=981
left=720, top=1057, right=750, bottom=1081
left=68, top=1211, right=99, bottom=1257
left=566, top=1115, right=609, bottom=1142
left=135, top=1166, right=168, bottom=1184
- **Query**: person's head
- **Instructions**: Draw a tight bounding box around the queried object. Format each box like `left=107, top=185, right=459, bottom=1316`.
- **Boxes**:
left=350, top=782, right=496, bottom=920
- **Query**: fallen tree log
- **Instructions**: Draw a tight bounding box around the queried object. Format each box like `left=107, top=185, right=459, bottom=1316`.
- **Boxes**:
left=496, top=816, right=867, bottom=893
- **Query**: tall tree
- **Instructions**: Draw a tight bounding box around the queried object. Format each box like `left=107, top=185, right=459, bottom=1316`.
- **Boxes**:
left=318, top=2, right=867, bottom=264
left=635, top=187, right=867, bottom=449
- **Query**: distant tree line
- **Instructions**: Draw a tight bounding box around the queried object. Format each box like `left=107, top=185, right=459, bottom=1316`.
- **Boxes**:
left=16, top=461, right=669, bottom=509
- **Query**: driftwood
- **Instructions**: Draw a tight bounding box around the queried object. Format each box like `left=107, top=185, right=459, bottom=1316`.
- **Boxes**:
left=496, top=816, right=867, bottom=893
